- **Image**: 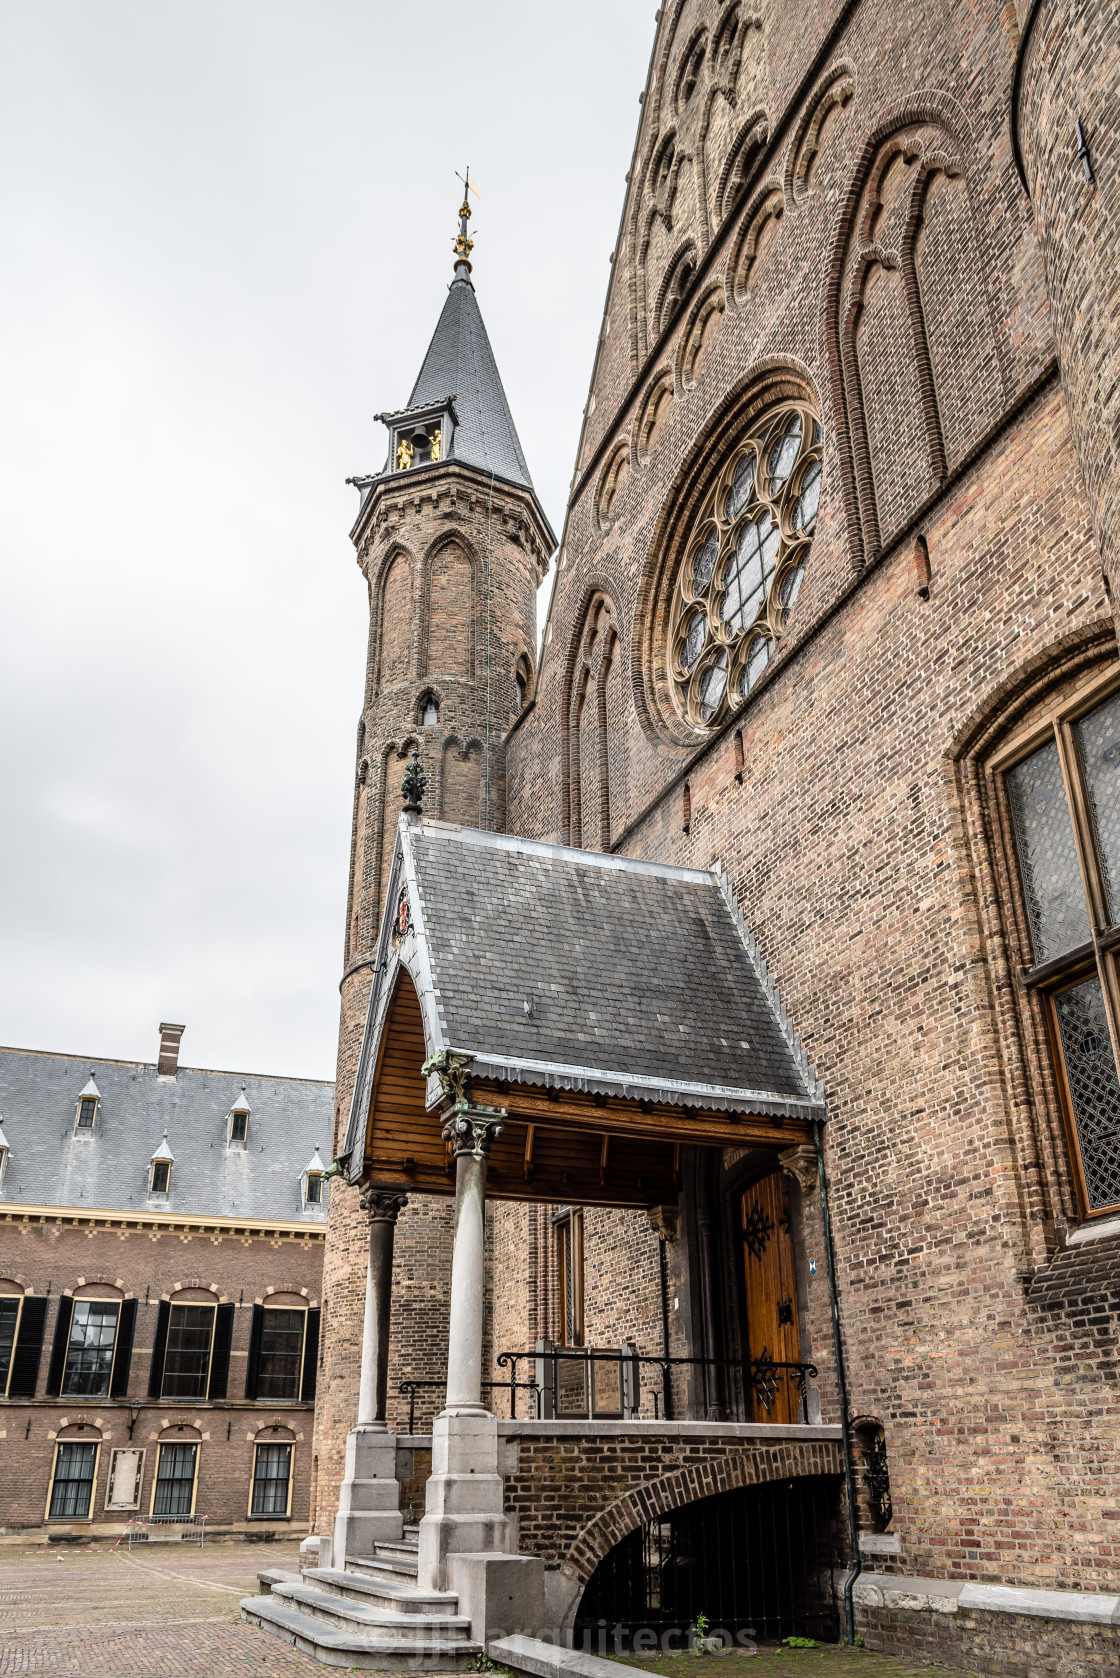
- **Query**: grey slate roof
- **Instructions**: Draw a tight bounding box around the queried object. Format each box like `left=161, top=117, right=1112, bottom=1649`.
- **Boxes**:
left=0, top=1047, right=333, bottom=1225
left=344, top=821, right=822, bottom=1169
left=407, top=276, right=533, bottom=491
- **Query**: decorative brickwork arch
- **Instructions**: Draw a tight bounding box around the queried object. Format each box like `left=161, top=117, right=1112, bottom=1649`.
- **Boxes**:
left=729, top=183, right=785, bottom=305
left=636, top=368, right=675, bottom=465
left=562, top=1439, right=844, bottom=1584
left=826, top=94, right=1008, bottom=566
left=787, top=63, right=855, bottom=204
left=375, top=546, right=416, bottom=692
left=422, top=535, right=477, bottom=681
left=561, top=583, right=623, bottom=847
left=678, top=283, right=726, bottom=391
left=714, top=111, right=769, bottom=226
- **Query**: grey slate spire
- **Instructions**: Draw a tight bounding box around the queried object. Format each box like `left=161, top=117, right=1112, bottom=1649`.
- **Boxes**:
left=405, top=272, right=535, bottom=494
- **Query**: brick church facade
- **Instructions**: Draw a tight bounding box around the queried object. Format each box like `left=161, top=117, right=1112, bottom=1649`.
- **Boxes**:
left=298, top=2, right=1120, bottom=1672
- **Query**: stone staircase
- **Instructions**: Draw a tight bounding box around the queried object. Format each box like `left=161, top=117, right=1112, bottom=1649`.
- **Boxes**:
left=241, top=1527, right=485, bottom=1670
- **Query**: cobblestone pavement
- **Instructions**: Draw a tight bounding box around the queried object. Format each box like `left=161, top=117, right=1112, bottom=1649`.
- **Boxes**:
left=0, top=1540, right=334, bottom=1675
left=0, top=1546, right=978, bottom=1678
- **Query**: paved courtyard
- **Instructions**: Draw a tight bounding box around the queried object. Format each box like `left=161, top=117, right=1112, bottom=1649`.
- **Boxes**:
left=0, top=1542, right=975, bottom=1677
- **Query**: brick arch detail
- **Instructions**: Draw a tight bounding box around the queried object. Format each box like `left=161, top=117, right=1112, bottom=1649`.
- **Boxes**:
left=560, top=580, right=623, bottom=845
left=562, top=1441, right=843, bottom=1584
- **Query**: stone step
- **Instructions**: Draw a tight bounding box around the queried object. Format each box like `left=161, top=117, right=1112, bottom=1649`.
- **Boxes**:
left=241, top=1595, right=483, bottom=1671
left=348, top=1552, right=419, bottom=1581
left=304, top=1566, right=458, bottom=1616
left=269, top=1581, right=473, bottom=1643
left=373, top=1539, right=420, bottom=1560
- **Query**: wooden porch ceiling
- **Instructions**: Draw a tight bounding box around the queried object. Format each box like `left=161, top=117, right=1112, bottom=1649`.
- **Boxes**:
left=360, top=972, right=812, bottom=1208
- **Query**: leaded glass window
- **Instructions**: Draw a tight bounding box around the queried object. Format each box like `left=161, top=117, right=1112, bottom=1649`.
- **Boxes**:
left=668, top=403, right=823, bottom=729
left=1000, top=675, right=1120, bottom=1217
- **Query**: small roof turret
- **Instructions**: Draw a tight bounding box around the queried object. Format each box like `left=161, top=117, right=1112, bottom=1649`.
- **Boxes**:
left=150, top=1132, right=174, bottom=1164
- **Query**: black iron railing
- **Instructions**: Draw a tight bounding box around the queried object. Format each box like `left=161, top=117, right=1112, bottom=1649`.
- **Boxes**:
left=398, top=1377, right=541, bottom=1434
left=398, top=1350, right=818, bottom=1431
left=496, top=1346, right=819, bottom=1424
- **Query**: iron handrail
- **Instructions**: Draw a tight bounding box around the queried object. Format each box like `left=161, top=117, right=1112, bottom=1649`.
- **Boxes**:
left=398, top=1377, right=542, bottom=1433
left=496, top=1347, right=819, bottom=1424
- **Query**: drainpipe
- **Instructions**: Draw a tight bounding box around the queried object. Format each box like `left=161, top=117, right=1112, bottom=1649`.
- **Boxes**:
left=813, top=1116, right=861, bottom=1644
left=657, top=1235, right=673, bottom=1421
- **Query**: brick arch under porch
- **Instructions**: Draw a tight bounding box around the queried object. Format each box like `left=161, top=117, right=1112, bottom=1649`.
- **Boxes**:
left=496, top=1419, right=844, bottom=1632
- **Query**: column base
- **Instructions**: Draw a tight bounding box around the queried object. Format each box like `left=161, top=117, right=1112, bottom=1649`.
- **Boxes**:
left=332, top=1424, right=404, bottom=1569
left=416, top=1409, right=512, bottom=1590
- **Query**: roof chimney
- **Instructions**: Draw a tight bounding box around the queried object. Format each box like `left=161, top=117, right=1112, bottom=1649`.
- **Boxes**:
left=157, top=1022, right=186, bottom=1078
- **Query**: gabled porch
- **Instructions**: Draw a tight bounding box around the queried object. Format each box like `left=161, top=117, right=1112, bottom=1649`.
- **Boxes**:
left=254, top=816, right=858, bottom=1666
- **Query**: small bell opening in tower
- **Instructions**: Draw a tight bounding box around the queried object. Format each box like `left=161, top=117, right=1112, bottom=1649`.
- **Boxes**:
left=410, top=423, right=432, bottom=465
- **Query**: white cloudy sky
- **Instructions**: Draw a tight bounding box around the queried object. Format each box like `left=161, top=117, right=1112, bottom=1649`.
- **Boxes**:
left=0, top=1, right=655, bottom=1081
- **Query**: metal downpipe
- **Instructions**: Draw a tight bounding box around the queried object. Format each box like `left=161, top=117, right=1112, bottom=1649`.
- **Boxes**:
left=813, top=1116, right=861, bottom=1644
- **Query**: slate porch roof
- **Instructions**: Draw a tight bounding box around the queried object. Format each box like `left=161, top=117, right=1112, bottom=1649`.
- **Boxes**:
left=344, top=819, right=823, bottom=1172
left=0, top=1046, right=334, bottom=1225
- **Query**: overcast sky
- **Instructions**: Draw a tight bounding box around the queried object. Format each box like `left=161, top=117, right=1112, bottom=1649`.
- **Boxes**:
left=0, top=1, right=655, bottom=1082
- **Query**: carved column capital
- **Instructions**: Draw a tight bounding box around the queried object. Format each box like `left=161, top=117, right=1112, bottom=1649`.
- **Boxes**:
left=647, top=1204, right=680, bottom=1242
left=359, top=1186, right=409, bottom=1224
left=422, top=1048, right=475, bottom=1107
left=779, top=1144, right=818, bottom=1196
left=441, top=1104, right=506, bottom=1160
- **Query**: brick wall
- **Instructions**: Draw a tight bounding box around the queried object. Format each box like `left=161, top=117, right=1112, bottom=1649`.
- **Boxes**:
left=500, top=1425, right=842, bottom=1577
left=0, top=1214, right=322, bottom=1536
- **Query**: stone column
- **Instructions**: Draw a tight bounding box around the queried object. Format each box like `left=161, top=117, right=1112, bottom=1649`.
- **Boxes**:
left=332, top=1187, right=408, bottom=1570
left=417, top=1100, right=511, bottom=1590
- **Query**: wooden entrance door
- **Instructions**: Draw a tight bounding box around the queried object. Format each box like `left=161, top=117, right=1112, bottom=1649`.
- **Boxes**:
left=740, top=1170, right=802, bottom=1423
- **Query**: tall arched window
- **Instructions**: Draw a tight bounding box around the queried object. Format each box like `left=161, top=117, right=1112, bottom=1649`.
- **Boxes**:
left=667, top=403, right=823, bottom=731
left=565, top=595, right=619, bottom=849
left=990, top=669, right=1120, bottom=1219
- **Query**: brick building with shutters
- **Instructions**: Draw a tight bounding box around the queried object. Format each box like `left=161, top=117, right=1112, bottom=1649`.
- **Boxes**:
left=0, top=1023, right=330, bottom=1541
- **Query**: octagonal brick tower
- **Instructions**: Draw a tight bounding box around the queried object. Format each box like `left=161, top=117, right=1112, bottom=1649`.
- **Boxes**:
left=312, top=196, right=554, bottom=1539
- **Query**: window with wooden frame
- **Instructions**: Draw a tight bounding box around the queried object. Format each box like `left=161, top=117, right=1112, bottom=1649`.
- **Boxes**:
left=992, top=669, right=1120, bottom=1220
left=249, top=1441, right=293, bottom=1518
left=151, top=1440, right=198, bottom=1516
left=254, top=1307, right=307, bottom=1401
left=47, top=1439, right=100, bottom=1520
left=160, top=1304, right=215, bottom=1400
left=0, top=1292, right=21, bottom=1396
left=61, top=1300, right=120, bottom=1398
left=554, top=1208, right=584, bottom=1347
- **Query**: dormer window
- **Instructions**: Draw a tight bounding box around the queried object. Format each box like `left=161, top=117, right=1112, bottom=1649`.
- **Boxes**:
left=74, top=1076, right=100, bottom=1132
left=149, top=1133, right=173, bottom=1196
left=301, top=1147, right=327, bottom=1210
left=227, top=1089, right=251, bottom=1145
left=0, top=1119, right=9, bottom=1188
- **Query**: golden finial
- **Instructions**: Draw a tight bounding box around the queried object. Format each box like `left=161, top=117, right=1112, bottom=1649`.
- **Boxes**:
left=452, top=167, right=480, bottom=275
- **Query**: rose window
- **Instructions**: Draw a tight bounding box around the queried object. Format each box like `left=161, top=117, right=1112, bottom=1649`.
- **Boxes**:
left=668, top=403, right=823, bottom=729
